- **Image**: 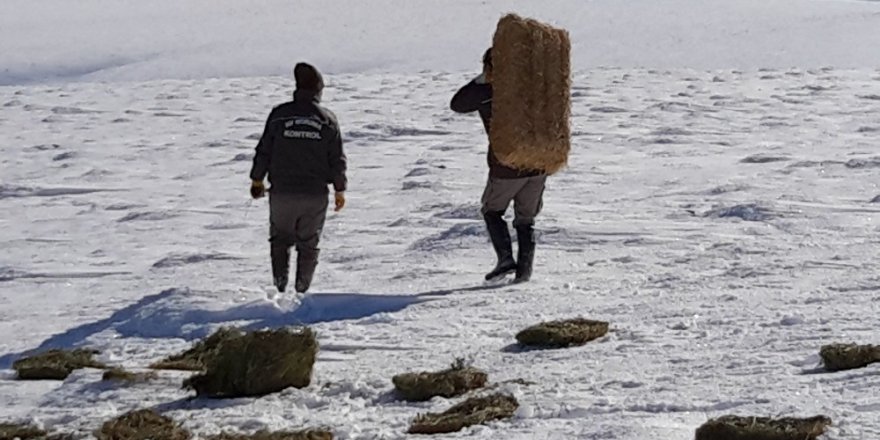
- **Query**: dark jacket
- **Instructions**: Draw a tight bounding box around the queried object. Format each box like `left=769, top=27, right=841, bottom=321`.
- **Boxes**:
left=450, top=78, right=543, bottom=179
left=250, top=90, right=347, bottom=195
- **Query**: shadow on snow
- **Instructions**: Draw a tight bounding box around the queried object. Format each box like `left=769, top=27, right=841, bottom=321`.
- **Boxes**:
left=0, top=283, right=506, bottom=368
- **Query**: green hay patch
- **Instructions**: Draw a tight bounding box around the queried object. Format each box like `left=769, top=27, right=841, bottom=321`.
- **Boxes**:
left=408, top=394, right=518, bottom=435
left=515, top=318, right=609, bottom=348
left=151, top=328, right=243, bottom=371
left=102, top=368, right=158, bottom=384
left=820, top=343, right=880, bottom=372
left=184, top=327, right=318, bottom=398
left=96, top=409, right=190, bottom=440
left=393, top=360, right=488, bottom=402
left=206, top=429, right=333, bottom=440
left=0, top=423, right=46, bottom=440
left=695, top=415, right=832, bottom=440
left=13, top=348, right=105, bottom=380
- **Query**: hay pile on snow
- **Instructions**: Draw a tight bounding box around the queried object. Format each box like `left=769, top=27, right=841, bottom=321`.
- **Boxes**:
left=184, top=327, right=318, bottom=398
left=516, top=318, right=609, bottom=348
left=408, top=394, right=518, bottom=435
left=13, top=348, right=105, bottom=380
left=393, top=359, right=488, bottom=402
left=694, top=415, right=831, bottom=440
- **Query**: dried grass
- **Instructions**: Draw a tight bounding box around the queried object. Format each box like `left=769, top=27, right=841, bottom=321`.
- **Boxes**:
left=184, top=327, right=318, bottom=398
left=490, top=14, right=571, bottom=175
left=96, top=409, right=190, bottom=440
left=694, top=415, right=831, bottom=440
left=408, top=394, right=518, bottom=435
left=205, top=429, right=333, bottom=440
left=515, top=318, right=609, bottom=348
left=392, top=359, right=487, bottom=402
left=13, top=348, right=105, bottom=380
left=820, top=343, right=880, bottom=372
left=0, top=423, right=46, bottom=440
left=150, top=328, right=243, bottom=371
left=102, top=368, right=158, bottom=384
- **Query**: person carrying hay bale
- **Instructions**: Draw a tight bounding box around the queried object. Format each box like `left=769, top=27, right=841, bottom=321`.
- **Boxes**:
left=450, top=15, right=570, bottom=283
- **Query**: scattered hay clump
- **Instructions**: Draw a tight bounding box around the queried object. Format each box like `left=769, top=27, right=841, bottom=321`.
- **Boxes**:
left=0, top=423, right=46, bottom=440
left=0, top=423, right=74, bottom=440
left=96, top=409, right=190, bottom=440
left=408, top=393, right=518, bottom=435
left=694, top=415, right=832, bottom=440
left=184, top=327, right=318, bottom=398
left=206, top=429, right=333, bottom=440
left=392, top=359, right=488, bottom=402
left=150, top=327, right=243, bottom=371
left=13, top=348, right=105, bottom=380
left=515, top=318, right=609, bottom=348
left=102, top=367, right=159, bottom=384
left=820, top=343, right=880, bottom=372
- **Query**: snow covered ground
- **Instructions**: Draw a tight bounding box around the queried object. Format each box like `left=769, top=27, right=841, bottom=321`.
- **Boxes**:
left=3, top=0, right=880, bottom=84
left=2, top=1, right=880, bottom=439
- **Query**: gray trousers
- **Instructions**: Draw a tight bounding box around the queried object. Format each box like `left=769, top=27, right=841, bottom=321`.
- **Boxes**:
left=269, top=193, right=328, bottom=252
left=480, top=175, right=547, bottom=226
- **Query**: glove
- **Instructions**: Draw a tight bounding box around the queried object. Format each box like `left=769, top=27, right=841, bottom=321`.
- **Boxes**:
left=250, top=180, right=266, bottom=199
left=334, top=192, right=345, bottom=212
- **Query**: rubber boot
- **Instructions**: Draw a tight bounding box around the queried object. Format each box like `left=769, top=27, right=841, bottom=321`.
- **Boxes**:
left=514, top=224, right=535, bottom=283
left=483, top=211, right=517, bottom=280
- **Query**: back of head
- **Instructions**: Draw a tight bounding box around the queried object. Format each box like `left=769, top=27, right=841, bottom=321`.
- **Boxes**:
left=294, top=62, right=324, bottom=92
left=482, top=48, right=493, bottom=70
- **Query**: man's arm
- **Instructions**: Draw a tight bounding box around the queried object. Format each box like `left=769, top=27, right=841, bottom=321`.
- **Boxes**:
left=328, top=129, right=347, bottom=193
left=450, top=76, right=491, bottom=114
left=249, top=110, right=275, bottom=181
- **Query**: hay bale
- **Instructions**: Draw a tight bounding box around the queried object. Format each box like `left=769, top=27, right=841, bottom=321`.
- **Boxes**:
left=694, top=415, right=831, bottom=440
left=408, top=393, right=518, bottom=435
left=490, top=14, right=571, bottom=175
left=151, top=327, right=243, bottom=371
left=0, top=423, right=46, bottom=440
left=515, top=318, right=609, bottom=348
left=392, top=360, right=488, bottom=402
left=102, top=368, right=158, bottom=384
left=820, top=343, right=880, bottom=372
left=13, top=348, right=105, bottom=380
left=184, top=327, right=318, bottom=398
left=96, top=409, right=190, bottom=440
left=206, top=429, right=333, bottom=440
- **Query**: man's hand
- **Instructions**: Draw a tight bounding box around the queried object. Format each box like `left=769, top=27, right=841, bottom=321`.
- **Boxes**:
left=250, top=180, right=266, bottom=199
left=334, top=192, right=345, bottom=212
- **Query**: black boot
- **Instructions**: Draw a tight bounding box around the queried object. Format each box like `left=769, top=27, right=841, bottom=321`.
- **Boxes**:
left=295, top=248, right=320, bottom=293
left=270, top=243, right=290, bottom=293
left=514, top=224, right=535, bottom=283
left=484, top=211, right=517, bottom=280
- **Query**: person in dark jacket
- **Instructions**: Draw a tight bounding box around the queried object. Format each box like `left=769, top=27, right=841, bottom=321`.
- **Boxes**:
left=450, top=48, right=546, bottom=283
left=250, top=62, right=347, bottom=293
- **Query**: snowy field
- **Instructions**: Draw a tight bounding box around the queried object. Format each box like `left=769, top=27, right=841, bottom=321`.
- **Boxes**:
left=2, top=1, right=880, bottom=439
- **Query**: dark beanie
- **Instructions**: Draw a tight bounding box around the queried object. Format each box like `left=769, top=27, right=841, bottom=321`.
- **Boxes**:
left=482, top=48, right=493, bottom=68
left=294, top=62, right=324, bottom=92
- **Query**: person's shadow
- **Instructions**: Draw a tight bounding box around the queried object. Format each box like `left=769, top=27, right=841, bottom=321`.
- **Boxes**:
left=0, top=283, right=507, bottom=368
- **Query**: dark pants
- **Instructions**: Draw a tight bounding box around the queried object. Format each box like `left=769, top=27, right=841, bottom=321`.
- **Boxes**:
left=480, top=175, right=546, bottom=226
left=268, top=192, right=328, bottom=289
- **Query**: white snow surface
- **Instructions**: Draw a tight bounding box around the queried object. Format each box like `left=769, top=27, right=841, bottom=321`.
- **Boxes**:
left=2, top=0, right=880, bottom=85
left=2, top=1, right=880, bottom=439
